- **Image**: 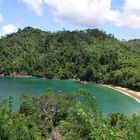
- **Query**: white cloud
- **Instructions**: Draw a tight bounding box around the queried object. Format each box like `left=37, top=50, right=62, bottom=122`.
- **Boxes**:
left=20, top=0, right=43, bottom=16
left=44, top=0, right=112, bottom=27
left=109, top=0, right=140, bottom=29
left=124, top=0, right=140, bottom=15
left=123, top=0, right=140, bottom=29
left=19, top=0, right=140, bottom=29
left=2, top=24, right=18, bottom=35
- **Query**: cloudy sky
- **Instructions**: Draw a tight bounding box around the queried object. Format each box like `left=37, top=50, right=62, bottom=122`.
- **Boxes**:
left=0, top=0, right=140, bottom=40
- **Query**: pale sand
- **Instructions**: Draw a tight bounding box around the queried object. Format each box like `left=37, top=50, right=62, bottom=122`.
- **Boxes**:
left=103, top=85, right=140, bottom=103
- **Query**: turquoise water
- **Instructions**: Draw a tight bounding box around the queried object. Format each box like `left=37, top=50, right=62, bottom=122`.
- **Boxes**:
left=0, top=77, right=140, bottom=115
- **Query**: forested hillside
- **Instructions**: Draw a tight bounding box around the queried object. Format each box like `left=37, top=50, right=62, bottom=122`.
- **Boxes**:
left=124, top=39, right=140, bottom=52
left=0, top=27, right=140, bottom=90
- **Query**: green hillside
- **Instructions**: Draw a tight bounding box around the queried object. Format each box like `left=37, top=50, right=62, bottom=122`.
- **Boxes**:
left=124, top=39, right=140, bottom=52
left=0, top=27, right=140, bottom=90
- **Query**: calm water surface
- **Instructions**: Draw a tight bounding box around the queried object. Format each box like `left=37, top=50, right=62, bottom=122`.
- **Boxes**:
left=0, top=77, right=140, bottom=115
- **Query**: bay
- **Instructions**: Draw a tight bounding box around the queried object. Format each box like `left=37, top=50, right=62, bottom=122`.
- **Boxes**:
left=0, top=77, right=140, bottom=115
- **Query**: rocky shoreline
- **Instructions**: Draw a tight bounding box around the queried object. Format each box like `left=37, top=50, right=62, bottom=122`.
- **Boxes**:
left=0, top=73, right=32, bottom=78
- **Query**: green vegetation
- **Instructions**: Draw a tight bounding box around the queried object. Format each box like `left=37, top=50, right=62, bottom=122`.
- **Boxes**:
left=0, top=27, right=140, bottom=90
left=123, top=39, right=140, bottom=52
left=0, top=90, right=140, bottom=140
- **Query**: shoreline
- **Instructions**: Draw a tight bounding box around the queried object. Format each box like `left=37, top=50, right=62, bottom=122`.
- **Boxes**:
left=1, top=74, right=140, bottom=103
left=0, top=73, right=33, bottom=78
left=103, top=84, right=140, bottom=103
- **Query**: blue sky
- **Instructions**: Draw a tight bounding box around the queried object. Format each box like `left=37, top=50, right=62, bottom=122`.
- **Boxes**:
left=0, top=0, right=140, bottom=40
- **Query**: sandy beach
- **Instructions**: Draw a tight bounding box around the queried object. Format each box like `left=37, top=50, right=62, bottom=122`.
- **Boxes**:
left=103, top=85, right=140, bottom=103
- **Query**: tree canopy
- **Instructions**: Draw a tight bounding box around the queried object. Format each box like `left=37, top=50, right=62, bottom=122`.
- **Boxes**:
left=0, top=27, right=140, bottom=90
left=0, top=90, right=140, bottom=140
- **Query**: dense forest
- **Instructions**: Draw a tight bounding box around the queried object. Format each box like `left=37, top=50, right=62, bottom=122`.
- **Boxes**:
left=0, top=27, right=140, bottom=90
left=0, top=90, right=140, bottom=140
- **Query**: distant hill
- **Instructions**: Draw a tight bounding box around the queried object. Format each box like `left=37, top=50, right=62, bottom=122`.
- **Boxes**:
left=124, top=39, right=140, bottom=52
left=0, top=27, right=140, bottom=90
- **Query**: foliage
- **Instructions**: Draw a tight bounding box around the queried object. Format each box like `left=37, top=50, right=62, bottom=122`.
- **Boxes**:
left=0, top=90, right=140, bottom=139
left=0, top=27, right=139, bottom=90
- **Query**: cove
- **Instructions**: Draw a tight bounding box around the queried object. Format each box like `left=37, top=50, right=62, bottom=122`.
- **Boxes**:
left=0, top=77, right=140, bottom=115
